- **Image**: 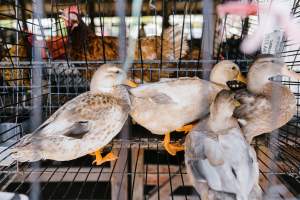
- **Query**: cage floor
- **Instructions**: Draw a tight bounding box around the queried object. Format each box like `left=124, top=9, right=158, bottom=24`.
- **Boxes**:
left=0, top=138, right=299, bottom=200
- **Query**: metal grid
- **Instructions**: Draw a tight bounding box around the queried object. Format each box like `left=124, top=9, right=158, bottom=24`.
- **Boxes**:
left=0, top=0, right=299, bottom=199
left=0, top=139, right=299, bottom=199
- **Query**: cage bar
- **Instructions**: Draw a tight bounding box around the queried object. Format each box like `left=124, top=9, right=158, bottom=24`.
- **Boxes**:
left=0, top=0, right=299, bottom=199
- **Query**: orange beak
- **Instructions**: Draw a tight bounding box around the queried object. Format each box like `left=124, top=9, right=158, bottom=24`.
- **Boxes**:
left=124, top=80, right=138, bottom=88
left=236, top=72, right=247, bottom=84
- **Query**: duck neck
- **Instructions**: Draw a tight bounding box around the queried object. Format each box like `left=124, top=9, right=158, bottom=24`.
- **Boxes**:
left=90, top=84, right=128, bottom=100
left=210, top=81, right=228, bottom=89
left=248, top=74, right=285, bottom=97
left=207, top=111, right=236, bottom=133
left=247, top=66, right=276, bottom=95
left=90, top=86, right=114, bottom=94
left=261, top=82, right=291, bottom=99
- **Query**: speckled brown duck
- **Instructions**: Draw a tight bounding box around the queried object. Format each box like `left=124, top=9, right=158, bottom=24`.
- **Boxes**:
left=11, top=64, right=134, bottom=165
left=232, top=55, right=300, bottom=143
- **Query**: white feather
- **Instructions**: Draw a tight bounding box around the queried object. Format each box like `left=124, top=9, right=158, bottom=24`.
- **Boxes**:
left=0, top=192, right=28, bottom=200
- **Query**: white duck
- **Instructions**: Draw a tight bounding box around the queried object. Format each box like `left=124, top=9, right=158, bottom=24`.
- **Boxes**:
left=185, top=90, right=261, bottom=200
left=129, top=60, right=246, bottom=155
left=11, top=64, right=135, bottom=165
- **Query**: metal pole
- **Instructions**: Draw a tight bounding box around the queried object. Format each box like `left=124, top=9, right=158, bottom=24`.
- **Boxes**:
left=201, top=0, right=214, bottom=80
left=30, top=0, right=44, bottom=199
left=31, top=1, right=43, bottom=130
left=117, top=0, right=126, bottom=63
left=114, top=2, right=128, bottom=200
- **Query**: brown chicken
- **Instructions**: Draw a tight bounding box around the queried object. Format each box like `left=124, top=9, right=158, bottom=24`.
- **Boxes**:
left=0, top=33, right=68, bottom=88
left=43, top=36, right=68, bottom=60
left=59, top=6, right=188, bottom=82
left=0, top=33, right=32, bottom=88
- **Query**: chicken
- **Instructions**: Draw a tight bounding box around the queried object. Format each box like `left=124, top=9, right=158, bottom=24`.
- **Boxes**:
left=0, top=31, right=68, bottom=88
left=49, top=62, right=89, bottom=91
left=43, top=36, right=68, bottom=60
left=59, top=6, right=188, bottom=82
left=0, top=33, right=32, bottom=88
left=185, top=90, right=262, bottom=200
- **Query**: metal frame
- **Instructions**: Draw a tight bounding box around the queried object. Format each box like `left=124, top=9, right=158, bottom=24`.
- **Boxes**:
left=0, top=0, right=299, bottom=199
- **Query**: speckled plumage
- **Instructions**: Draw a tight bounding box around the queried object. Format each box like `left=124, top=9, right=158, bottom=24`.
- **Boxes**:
left=11, top=65, right=131, bottom=162
left=232, top=56, right=299, bottom=143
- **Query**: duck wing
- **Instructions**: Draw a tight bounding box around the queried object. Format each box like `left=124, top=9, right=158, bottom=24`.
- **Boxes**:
left=185, top=128, right=224, bottom=183
left=233, top=89, right=272, bottom=142
left=185, top=131, right=207, bottom=181
left=16, top=91, right=130, bottom=146
left=130, top=77, right=215, bottom=104
left=234, top=83, right=297, bottom=143
left=12, top=91, right=130, bottom=162
left=130, top=77, right=220, bottom=134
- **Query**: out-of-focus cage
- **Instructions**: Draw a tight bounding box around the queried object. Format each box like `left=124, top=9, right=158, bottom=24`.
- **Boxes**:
left=0, top=0, right=299, bottom=199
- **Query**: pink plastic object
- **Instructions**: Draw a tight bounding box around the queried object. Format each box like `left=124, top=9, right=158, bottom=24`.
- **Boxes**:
left=217, top=1, right=300, bottom=54
left=217, top=2, right=258, bottom=17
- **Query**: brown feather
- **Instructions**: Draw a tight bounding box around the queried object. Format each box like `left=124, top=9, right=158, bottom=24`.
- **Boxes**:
left=1, top=37, right=31, bottom=87
left=67, top=20, right=188, bottom=82
left=234, top=83, right=296, bottom=142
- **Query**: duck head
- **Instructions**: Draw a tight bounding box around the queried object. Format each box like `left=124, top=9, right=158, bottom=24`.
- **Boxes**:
left=90, top=64, right=136, bottom=93
left=247, top=55, right=300, bottom=94
left=209, top=90, right=240, bottom=132
left=210, top=60, right=246, bottom=87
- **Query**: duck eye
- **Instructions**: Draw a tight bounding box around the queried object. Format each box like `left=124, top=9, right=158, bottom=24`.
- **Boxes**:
left=115, top=70, right=120, bottom=74
left=232, top=66, right=237, bottom=70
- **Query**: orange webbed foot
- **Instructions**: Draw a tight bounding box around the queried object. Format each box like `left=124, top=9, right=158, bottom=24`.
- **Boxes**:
left=90, top=149, right=118, bottom=166
left=163, top=132, right=185, bottom=156
left=175, top=124, right=194, bottom=134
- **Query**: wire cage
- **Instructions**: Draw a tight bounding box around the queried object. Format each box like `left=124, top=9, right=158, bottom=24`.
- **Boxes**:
left=0, top=0, right=299, bottom=199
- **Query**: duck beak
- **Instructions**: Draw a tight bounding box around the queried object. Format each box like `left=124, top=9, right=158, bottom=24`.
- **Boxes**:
left=124, top=79, right=138, bottom=88
left=282, top=66, right=300, bottom=80
left=233, top=99, right=241, bottom=107
left=236, top=72, right=247, bottom=84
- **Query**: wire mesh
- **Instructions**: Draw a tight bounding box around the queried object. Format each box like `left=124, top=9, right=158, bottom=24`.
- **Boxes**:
left=0, top=0, right=299, bottom=199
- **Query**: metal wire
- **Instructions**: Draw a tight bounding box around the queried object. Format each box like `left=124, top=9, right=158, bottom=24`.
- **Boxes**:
left=0, top=0, right=299, bottom=199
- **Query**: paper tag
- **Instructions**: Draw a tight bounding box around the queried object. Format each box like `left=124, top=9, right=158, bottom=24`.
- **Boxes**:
left=261, top=30, right=284, bottom=55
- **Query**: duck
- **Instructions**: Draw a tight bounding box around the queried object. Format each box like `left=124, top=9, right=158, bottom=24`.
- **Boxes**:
left=11, top=64, right=136, bottom=165
left=185, top=90, right=262, bottom=200
left=129, top=60, right=246, bottom=156
left=232, top=55, right=300, bottom=143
